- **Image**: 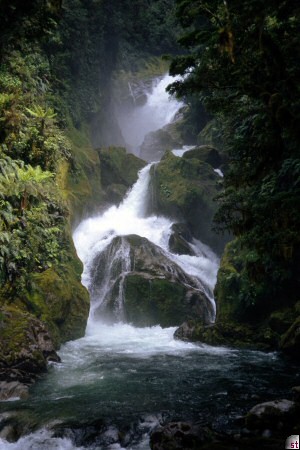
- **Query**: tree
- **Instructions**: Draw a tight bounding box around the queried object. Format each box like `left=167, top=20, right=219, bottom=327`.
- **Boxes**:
left=169, top=0, right=300, bottom=314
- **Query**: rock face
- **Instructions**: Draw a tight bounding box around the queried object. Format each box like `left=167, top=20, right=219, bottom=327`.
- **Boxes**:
left=97, top=146, right=146, bottom=204
left=175, top=238, right=300, bottom=356
left=149, top=150, right=228, bottom=254
left=174, top=321, right=278, bottom=350
left=0, top=257, right=89, bottom=398
left=168, top=223, right=196, bottom=256
left=140, top=121, right=183, bottom=162
left=246, top=399, right=298, bottom=431
left=0, top=306, right=61, bottom=400
left=182, top=145, right=223, bottom=169
left=280, top=316, right=300, bottom=356
left=89, top=235, right=214, bottom=327
left=150, top=422, right=216, bottom=450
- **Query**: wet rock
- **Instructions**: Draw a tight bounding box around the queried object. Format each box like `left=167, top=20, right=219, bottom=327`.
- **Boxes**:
left=52, top=418, right=118, bottom=448
left=291, top=386, right=300, bottom=403
left=280, top=316, right=300, bottom=357
left=0, top=411, right=34, bottom=442
left=0, top=413, right=18, bottom=442
left=90, top=235, right=214, bottom=327
left=168, top=223, right=196, bottom=256
left=183, top=145, right=223, bottom=169
left=150, top=422, right=217, bottom=450
left=140, top=128, right=181, bottom=162
left=98, top=146, right=146, bottom=191
left=0, top=381, right=29, bottom=401
left=246, top=399, right=297, bottom=430
left=0, top=306, right=62, bottom=399
left=150, top=150, right=228, bottom=254
left=174, top=321, right=196, bottom=341
left=174, top=319, right=277, bottom=351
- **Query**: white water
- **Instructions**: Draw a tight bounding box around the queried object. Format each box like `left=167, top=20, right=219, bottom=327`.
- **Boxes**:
left=0, top=430, right=84, bottom=450
left=116, top=74, right=184, bottom=152
left=73, top=162, right=219, bottom=325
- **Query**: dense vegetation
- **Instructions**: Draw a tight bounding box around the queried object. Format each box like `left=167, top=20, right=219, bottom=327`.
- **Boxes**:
left=168, top=0, right=300, bottom=331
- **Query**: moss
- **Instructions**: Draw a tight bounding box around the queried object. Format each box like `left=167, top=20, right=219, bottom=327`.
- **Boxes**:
left=209, top=240, right=300, bottom=352
left=125, top=274, right=187, bottom=327
left=58, top=122, right=103, bottom=223
left=0, top=306, right=47, bottom=371
left=176, top=320, right=279, bottom=351
left=98, top=146, right=146, bottom=188
left=31, top=263, right=89, bottom=346
left=151, top=150, right=227, bottom=253
left=183, top=145, right=223, bottom=168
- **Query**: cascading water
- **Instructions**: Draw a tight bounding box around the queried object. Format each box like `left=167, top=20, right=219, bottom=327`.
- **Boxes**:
left=73, top=162, right=218, bottom=327
left=116, top=75, right=184, bottom=154
left=0, top=74, right=297, bottom=450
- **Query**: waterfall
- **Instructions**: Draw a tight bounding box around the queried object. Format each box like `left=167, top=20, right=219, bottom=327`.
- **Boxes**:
left=0, top=74, right=292, bottom=450
left=73, top=163, right=219, bottom=328
left=116, top=74, right=184, bottom=153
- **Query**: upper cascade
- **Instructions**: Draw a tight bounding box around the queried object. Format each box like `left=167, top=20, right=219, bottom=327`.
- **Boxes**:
left=116, top=74, right=184, bottom=154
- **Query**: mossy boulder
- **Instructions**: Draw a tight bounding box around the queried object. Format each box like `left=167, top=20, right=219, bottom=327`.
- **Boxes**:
left=0, top=245, right=89, bottom=394
left=183, top=145, right=223, bottom=169
left=150, top=150, right=227, bottom=254
left=31, top=264, right=89, bottom=345
left=174, top=320, right=279, bottom=351
left=97, top=146, right=146, bottom=203
left=140, top=121, right=184, bottom=162
left=168, top=223, right=196, bottom=256
left=89, top=234, right=214, bottom=327
left=0, top=305, right=60, bottom=396
left=178, top=239, right=299, bottom=354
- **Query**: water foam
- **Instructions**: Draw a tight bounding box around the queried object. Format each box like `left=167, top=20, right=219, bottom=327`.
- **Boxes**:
left=116, top=74, right=184, bottom=152
left=73, top=162, right=219, bottom=322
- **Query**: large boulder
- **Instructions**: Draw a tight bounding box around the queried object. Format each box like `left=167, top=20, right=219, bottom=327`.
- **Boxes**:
left=183, top=145, right=223, bottom=169
left=140, top=120, right=184, bottom=162
left=246, top=399, right=298, bottom=431
left=0, top=254, right=89, bottom=398
left=168, top=223, right=196, bottom=256
left=89, top=235, right=214, bottom=327
left=175, top=239, right=299, bottom=354
left=149, top=150, right=228, bottom=254
left=150, top=422, right=217, bottom=450
left=0, top=306, right=60, bottom=400
left=97, top=147, right=146, bottom=204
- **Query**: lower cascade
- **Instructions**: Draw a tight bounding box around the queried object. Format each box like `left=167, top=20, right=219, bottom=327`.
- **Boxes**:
left=73, top=163, right=218, bottom=330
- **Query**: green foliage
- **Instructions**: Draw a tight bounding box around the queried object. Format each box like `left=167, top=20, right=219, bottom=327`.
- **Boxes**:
left=0, top=155, right=67, bottom=293
left=170, top=0, right=300, bottom=313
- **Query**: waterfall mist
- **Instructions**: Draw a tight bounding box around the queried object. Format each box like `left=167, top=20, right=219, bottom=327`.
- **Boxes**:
left=116, top=75, right=184, bottom=155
